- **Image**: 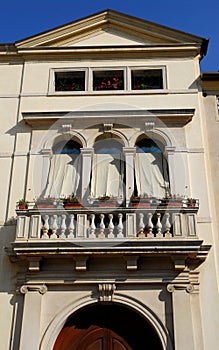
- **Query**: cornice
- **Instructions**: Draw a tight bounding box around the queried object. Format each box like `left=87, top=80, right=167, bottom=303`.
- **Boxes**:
left=22, top=108, right=195, bottom=127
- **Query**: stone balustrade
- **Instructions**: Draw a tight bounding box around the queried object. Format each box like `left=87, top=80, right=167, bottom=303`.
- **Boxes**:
left=15, top=207, right=198, bottom=241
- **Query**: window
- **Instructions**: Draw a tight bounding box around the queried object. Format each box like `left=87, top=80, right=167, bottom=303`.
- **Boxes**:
left=134, top=138, right=169, bottom=198
left=131, top=69, right=163, bottom=90
left=93, top=70, right=124, bottom=91
left=43, top=140, right=82, bottom=198
left=55, top=71, right=85, bottom=91
left=91, top=134, right=125, bottom=198
left=51, top=67, right=165, bottom=93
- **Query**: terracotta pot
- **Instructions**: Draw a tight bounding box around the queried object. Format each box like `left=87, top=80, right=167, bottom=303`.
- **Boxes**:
left=19, top=205, right=28, bottom=210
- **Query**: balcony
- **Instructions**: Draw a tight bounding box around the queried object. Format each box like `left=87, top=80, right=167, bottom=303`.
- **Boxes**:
left=15, top=206, right=199, bottom=241
left=7, top=202, right=210, bottom=271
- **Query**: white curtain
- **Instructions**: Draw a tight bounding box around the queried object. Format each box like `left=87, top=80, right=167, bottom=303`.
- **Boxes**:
left=91, top=153, right=124, bottom=198
left=44, top=153, right=81, bottom=198
left=135, top=152, right=169, bottom=198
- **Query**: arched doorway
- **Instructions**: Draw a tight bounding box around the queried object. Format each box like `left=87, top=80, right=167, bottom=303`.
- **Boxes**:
left=53, top=304, right=163, bottom=350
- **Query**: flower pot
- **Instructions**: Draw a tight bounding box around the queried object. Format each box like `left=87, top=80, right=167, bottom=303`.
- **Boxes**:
left=19, top=205, right=28, bottom=210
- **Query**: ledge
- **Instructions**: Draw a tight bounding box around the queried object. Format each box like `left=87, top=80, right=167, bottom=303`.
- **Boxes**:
left=23, top=108, right=195, bottom=127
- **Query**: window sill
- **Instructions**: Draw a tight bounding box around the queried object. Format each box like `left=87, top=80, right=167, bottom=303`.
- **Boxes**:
left=47, top=89, right=198, bottom=96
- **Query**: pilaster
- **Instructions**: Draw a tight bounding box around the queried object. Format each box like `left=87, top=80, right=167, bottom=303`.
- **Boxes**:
left=19, top=284, right=47, bottom=350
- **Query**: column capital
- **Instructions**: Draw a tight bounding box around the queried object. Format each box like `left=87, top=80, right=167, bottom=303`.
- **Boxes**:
left=40, top=149, right=52, bottom=157
left=123, top=147, right=136, bottom=155
left=80, top=148, right=94, bottom=156
left=20, top=284, right=48, bottom=295
left=165, top=146, right=176, bottom=154
left=167, top=283, right=194, bottom=294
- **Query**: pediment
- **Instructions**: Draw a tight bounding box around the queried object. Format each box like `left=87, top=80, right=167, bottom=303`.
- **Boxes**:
left=15, top=10, right=206, bottom=49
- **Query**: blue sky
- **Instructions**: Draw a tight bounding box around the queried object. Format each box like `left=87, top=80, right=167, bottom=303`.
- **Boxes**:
left=0, top=0, right=218, bottom=71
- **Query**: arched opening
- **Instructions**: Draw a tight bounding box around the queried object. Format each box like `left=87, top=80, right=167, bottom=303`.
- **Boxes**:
left=91, top=133, right=125, bottom=199
left=134, top=136, right=170, bottom=198
left=43, top=139, right=82, bottom=198
left=53, top=303, right=163, bottom=350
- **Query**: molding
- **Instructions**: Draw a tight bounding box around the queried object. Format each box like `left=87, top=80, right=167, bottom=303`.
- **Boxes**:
left=23, top=109, right=195, bottom=127
left=174, top=148, right=204, bottom=154
left=197, top=216, right=211, bottom=223
left=0, top=152, right=13, bottom=158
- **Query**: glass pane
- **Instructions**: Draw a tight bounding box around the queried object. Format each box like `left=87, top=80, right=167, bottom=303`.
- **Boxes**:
left=136, top=139, right=162, bottom=153
left=53, top=140, right=81, bottom=154
left=131, top=69, right=163, bottom=90
left=55, top=71, right=85, bottom=91
left=93, top=70, right=124, bottom=91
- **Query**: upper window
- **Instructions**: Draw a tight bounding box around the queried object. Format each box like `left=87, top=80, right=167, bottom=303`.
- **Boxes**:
left=131, top=69, right=163, bottom=90
left=93, top=70, right=124, bottom=91
left=51, top=67, right=165, bottom=94
left=55, top=71, right=85, bottom=91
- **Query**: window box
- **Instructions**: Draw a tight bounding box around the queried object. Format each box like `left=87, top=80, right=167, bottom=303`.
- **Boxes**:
left=130, top=196, right=151, bottom=208
left=35, top=196, right=56, bottom=208
left=62, top=195, right=82, bottom=209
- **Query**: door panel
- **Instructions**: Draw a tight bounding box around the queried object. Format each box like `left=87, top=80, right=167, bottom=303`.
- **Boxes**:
left=54, top=325, right=133, bottom=350
left=79, top=327, right=132, bottom=350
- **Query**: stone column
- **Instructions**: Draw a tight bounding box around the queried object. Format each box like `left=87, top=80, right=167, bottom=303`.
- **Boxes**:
left=19, top=284, right=47, bottom=350
left=167, top=284, right=195, bottom=350
left=123, top=147, right=136, bottom=207
left=80, top=148, right=93, bottom=203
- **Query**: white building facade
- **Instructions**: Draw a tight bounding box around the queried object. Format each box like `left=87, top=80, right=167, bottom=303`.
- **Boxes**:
left=0, top=10, right=218, bottom=350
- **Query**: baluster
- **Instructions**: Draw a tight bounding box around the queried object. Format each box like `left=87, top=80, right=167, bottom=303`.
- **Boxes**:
left=156, top=213, right=163, bottom=238
left=68, top=214, right=75, bottom=239
left=50, top=215, right=58, bottom=239
left=164, top=212, right=172, bottom=238
left=117, top=213, right=123, bottom=238
left=60, top=214, right=67, bottom=239
left=108, top=214, right=115, bottom=238
left=138, top=213, right=145, bottom=238
left=42, top=215, right=49, bottom=239
left=99, top=214, right=105, bottom=238
left=147, top=213, right=154, bottom=238
left=89, top=214, right=96, bottom=238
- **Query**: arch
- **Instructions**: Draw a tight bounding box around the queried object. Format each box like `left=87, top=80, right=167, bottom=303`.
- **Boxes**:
left=130, top=128, right=172, bottom=149
left=42, top=130, right=87, bottom=151
left=88, top=129, right=128, bottom=148
left=40, top=294, right=173, bottom=350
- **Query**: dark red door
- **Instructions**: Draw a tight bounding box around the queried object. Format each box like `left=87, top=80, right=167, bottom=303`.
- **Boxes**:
left=54, top=325, right=132, bottom=350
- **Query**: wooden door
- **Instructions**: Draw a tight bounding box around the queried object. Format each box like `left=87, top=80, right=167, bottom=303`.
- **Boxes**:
left=54, top=325, right=132, bottom=350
